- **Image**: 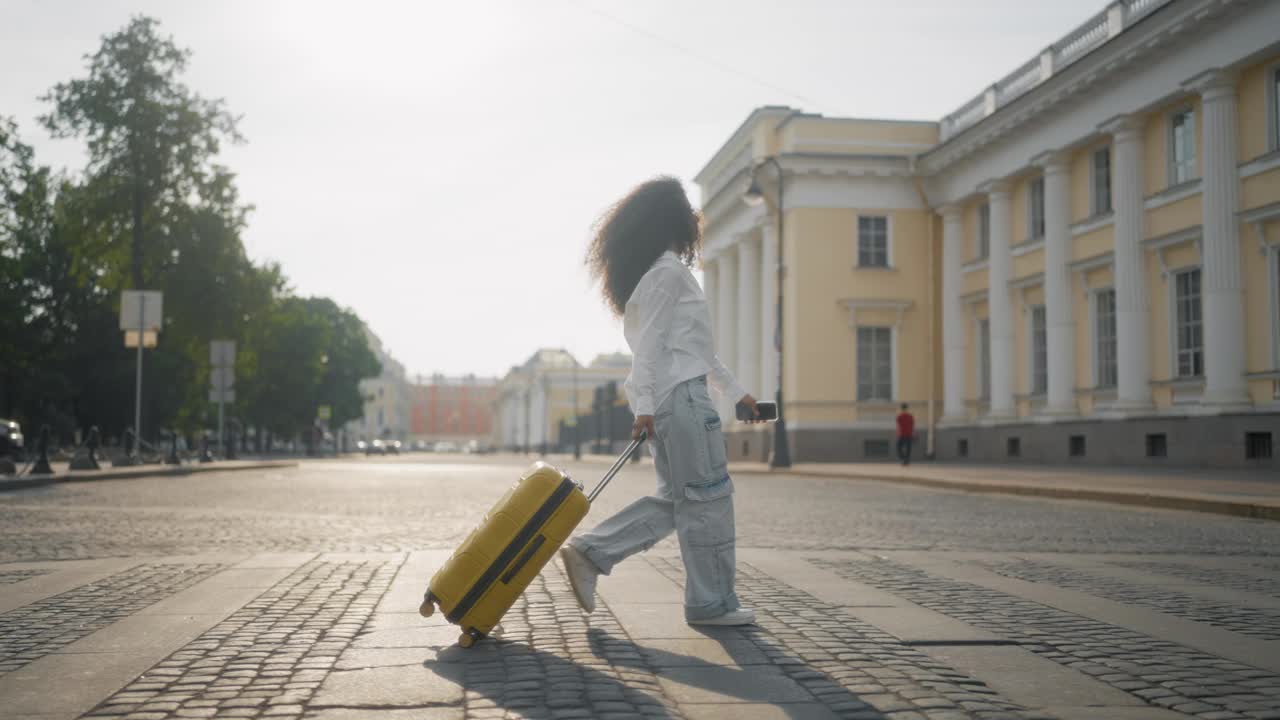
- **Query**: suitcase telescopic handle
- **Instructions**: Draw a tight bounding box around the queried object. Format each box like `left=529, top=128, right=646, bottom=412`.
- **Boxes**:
left=587, top=431, right=646, bottom=504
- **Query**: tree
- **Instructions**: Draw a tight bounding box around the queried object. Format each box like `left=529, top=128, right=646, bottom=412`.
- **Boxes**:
left=40, top=15, right=242, bottom=291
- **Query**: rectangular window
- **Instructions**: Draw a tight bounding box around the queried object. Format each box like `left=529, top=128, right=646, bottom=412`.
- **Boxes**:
left=1246, top=432, right=1273, bottom=460
left=1028, top=177, right=1045, bottom=239
left=976, top=318, right=991, bottom=400
left=1092, top=146, right=1112, bottom=215
left=1007, top=437, right=1021, bottom=457
left=1174, top=268, right=1203, bottom=378
left=977, top=203, right=990, bottom=260
left=857, top=216, right=889, bottom=268
left=1030, top=305, right=1047, bottom=395
left=863, top=439, right=890, bottom=458
left=1273, top=67, right=1280, bottom=150
left=957, top=438, right=969, bottom=458
left=1273, top=248, right=1280, bottom=367
left=1146, top=433, right=1168, bottom=458
left=1094, top=288, right=1118, bottom=388
left=1170, top=109, right=1196, bottom=185
left=1069, top=435, right=1086, bottom=457
left=856, top=326, right=893, bottom=401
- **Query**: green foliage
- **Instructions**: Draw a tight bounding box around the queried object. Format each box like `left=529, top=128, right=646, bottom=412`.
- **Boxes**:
left=0, top=16, right=382, bottom=446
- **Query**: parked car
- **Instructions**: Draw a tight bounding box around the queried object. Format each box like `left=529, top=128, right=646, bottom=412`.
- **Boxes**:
left=365, top=439, right=386, bottom=456
left=412, top=440, right=433, bottom=452
left=434, top=441, right=458, bottom=453
left=0, top=419, right=24, bottom=459
left=386, top=439, right=402, bottom=455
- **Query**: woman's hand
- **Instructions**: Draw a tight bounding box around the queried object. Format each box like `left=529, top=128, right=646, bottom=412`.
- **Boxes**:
left=739, top=394, right=763, bottom=423
left=632, top=414, right=656, bottom=440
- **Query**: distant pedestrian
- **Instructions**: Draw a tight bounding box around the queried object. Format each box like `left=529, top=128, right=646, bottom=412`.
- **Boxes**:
left=895, top=404, right=915, bottom=465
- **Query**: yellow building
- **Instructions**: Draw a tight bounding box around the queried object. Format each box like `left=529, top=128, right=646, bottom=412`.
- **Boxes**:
left=697, top=0, right=1280, bottom=467
left=493, top=349, right=630, bottom=453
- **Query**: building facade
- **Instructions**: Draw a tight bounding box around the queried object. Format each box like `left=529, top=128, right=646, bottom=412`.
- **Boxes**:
left=697, top=0, right=1280, bottom=467
left=409, top=374, right=497, bottom=444
left=346, top=326, right=411, bottom=443
left=493, top=349, right=630, bottom=453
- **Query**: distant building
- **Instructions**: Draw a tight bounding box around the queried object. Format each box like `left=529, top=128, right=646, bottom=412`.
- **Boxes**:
left=409, top=374, right=498, bottom=444
left=347, top=327, right=411, bottom=443
left=494, top=349, right=631, bottom=452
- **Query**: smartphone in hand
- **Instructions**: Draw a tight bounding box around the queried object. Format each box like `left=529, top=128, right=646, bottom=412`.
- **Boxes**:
left=736, top=400, right=778, bottom=421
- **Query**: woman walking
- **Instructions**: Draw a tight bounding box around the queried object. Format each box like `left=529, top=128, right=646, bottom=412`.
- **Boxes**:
left=560, top=176, right=761, bottom=626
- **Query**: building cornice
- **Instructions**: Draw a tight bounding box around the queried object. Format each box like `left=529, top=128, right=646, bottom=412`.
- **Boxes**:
left=919, top=0, right=1240, bottom=175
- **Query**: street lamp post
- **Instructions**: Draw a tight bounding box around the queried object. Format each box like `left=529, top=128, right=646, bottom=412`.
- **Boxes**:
left=743, top=156, right=792, bottom=469
left=572, top=357, right=581, bottom=460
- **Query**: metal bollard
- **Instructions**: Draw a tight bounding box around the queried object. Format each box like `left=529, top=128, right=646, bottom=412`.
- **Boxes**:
left=165, top=430, right=181, bottom=466
left=199, top=432, right=213, bottom=463
left=85, top=426, right=101, bottom=470
left=31, top=425, right=54, bottom=475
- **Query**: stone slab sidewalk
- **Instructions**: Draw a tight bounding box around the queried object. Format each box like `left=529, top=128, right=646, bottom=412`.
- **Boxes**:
left=5, top=549, right=1280, bottom=719
left=0, top=459, right=299, bottom=492
left=728, top=461, right=1280, bottom=521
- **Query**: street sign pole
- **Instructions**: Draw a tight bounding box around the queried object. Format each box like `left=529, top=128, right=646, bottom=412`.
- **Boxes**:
left=134, top=294, right=144, bottom=445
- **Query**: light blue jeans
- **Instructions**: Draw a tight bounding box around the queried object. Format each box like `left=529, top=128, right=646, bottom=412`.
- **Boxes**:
left=569, top=376, right=740, bottom=621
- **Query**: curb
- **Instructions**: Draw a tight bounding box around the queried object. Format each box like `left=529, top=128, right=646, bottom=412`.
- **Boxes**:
left=729, top=466, right=1280, bottom=522
left=0, top=460, right=299, bottom=492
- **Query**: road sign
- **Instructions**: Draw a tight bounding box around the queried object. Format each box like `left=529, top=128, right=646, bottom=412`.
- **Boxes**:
left=124, top=330, right=158, bottom=348
left=210, top=367, right=235, bottom=392
left=317, top=405, right=331, bottom=421
left=120, top=291, right=163, bottom=331
left=210, top=340, right=236, bottom=367
left=209, top=389, right=235, bottom=403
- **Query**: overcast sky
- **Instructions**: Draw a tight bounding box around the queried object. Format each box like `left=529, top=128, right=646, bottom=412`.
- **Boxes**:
left=2, top=0, right=1096, bottom=381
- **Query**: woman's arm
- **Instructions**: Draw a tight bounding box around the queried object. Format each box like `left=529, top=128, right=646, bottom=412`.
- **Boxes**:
left=707, top=354, right=748, bottom=408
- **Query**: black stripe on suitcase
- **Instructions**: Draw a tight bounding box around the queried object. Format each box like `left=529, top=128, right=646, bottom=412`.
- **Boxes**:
left=446, top=476, right=576, bottom=623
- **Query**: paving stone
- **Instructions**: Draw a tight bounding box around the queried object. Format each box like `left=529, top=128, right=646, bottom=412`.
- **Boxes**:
left=814, top=557, right=1280, bottom=720
left=80, top=560, right=395, bottom=719
left=0, top=564, right=223, bottom=676
left=979, top=560, right=1280, bottom=641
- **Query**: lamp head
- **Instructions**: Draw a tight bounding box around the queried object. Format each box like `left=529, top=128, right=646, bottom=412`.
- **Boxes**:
left=743, top=176, right=766, bottom=207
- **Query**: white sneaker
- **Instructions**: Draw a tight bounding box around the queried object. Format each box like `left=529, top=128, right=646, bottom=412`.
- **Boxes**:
left=560, top=545, right=599, bottom=614
left=688, top=608, right=756, bottom=626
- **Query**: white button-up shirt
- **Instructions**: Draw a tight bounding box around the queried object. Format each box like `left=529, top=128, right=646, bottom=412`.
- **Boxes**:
left=623, top=251, right=746, bottom=417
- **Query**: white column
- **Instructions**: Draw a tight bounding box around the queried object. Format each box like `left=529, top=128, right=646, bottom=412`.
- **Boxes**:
left=703, top=256, right=719, bottom=350
left=941, top=205, right=965, bottom=420
left=737, top=234, right=760, bottom=398
left=985, top=181, right=1015, bottom=417
left=1036, top=151, right=1076, bottom=414
left=1102, top=115, right=1153, bottom=409
left=759, top=224, right=778, bottom=403
left=717, top=245, right=739, bottom=370
left=1190, top=71, right=1249, bottom=406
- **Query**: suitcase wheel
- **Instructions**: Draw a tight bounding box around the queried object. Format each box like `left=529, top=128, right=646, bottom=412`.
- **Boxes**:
left=418, top=593, right=435, bottom=618
left=458, top=628, right=482, bottom=648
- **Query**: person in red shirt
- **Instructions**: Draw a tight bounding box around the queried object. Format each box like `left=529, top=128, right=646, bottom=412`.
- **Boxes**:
left=895, top=404, right=915, bottom=466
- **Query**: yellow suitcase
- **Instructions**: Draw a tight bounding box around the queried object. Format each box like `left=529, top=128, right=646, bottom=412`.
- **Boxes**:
left=418, top=437, right=642, bottom=647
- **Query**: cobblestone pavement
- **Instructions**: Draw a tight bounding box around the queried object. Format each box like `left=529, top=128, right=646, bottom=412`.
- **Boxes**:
left=652, top=557, right=1049, bottom=719
left=1111, top=560, right=1280, bottom=598
left=448, top=570, right=685, bottom=720
left=813, top=558, right=1280, bottom=719
left=82, top=559, right=395, bottom=719
left=2, top=457, right=1280, bottom=719
left=975, top=559, right=1280, bottom=641
left=0, top=568, right=51, bottom=585
left=0, top=563, right=224, bottom=675
left=4, top=458, right=1280, bottom=562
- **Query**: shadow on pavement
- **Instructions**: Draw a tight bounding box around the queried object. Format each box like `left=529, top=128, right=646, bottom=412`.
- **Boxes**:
left=424, top=626, right=883, bottom=720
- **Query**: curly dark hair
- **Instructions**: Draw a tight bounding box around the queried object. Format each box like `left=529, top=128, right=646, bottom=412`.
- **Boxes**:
left=586, top=176, right=700, bottom=317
